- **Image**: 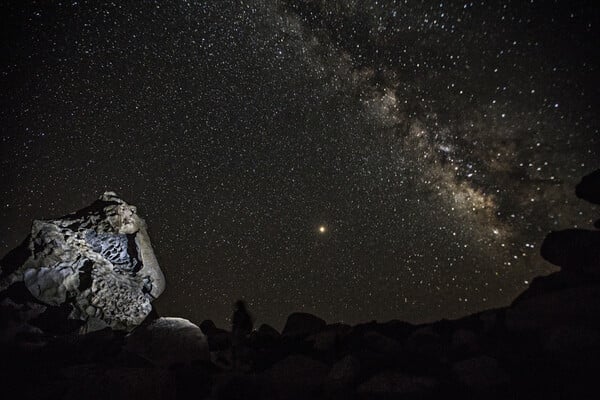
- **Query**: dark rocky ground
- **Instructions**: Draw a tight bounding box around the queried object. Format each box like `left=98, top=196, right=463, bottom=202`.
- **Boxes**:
left=1, top=169, right=599, bottom=400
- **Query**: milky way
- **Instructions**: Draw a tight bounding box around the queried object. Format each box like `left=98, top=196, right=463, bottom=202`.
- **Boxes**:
left=1, top=0, right=598, bottom=329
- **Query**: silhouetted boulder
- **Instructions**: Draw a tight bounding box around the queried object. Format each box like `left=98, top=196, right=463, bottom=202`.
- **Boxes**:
left=541, top=229, right=600, bottom=272
left=357, top=371, right=439, bottom=398
left=376, top=319, right=417, bottom=342
left=200, top=319, right=232, bottom=351
left=512, top=270, right=600, bottom=304
left=248, top=324, right=281, bottom=352
left=125, top=317, right=209, bottom=367
left=258, top=323, right=280, bottom=339
left=452, top=355, right=509, bottom=390
left=282, top=312, right=326, bottom=337
left=575, top=169, right=600, bottom=204
left=200, top=319, right=217, bottom=334
left=506, top=286, right=600, bottom=331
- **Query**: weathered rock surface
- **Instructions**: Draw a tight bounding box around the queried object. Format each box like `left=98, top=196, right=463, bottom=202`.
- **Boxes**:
left=0, top=192, right=165, bottom=332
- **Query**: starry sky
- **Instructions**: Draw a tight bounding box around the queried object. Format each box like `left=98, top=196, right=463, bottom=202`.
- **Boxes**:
left=1, top=0, right=598, bottom=330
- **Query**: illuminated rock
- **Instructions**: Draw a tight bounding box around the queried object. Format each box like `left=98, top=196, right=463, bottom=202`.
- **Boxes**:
left=0, top=192, right=165, bottom=332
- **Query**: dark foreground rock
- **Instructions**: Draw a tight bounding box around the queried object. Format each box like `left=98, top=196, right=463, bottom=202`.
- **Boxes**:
left=576, top=169, right=600, bottom=204
left=282, top=312, right=326, bottom=337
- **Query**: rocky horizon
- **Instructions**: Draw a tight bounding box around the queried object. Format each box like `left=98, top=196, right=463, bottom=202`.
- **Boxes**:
left=1, top=169, right=599, bottom=399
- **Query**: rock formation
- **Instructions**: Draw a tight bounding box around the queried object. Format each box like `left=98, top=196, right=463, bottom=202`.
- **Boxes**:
left=0, top=192, right=165, bottom=333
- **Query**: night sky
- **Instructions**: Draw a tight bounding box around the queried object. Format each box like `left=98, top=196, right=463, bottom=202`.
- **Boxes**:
left=1, top=0, right=598, bottom=330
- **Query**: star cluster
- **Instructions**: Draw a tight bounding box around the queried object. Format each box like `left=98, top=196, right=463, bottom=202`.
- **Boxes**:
left=1, top=0, right=598, bottom=329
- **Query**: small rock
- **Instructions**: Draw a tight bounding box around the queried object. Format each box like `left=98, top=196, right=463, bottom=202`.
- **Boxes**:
left=200, top=319, right=231, bottom=351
